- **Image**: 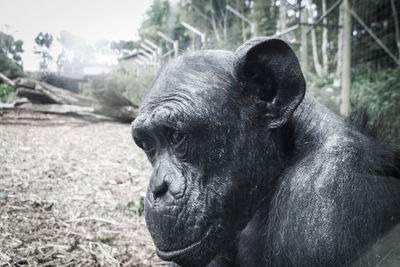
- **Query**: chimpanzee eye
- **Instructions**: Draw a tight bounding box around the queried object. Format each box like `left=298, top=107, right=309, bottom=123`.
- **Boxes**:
left=142, top=140, right=153, bottom=151
left=134, top=137, right=154, bottom=153
left=171, top=130, right=185, bottom=146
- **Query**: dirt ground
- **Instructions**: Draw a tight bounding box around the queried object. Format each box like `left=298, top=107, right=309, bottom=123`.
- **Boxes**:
left=0, top=110, right=167, bottom=266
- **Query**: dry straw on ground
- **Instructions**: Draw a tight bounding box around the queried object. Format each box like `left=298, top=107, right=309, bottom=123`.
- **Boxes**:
left=0, top=110, right=167, bottom=266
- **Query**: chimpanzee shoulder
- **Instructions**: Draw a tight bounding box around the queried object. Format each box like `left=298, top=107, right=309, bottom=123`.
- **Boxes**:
left=233, top=95, right=400, bottom=266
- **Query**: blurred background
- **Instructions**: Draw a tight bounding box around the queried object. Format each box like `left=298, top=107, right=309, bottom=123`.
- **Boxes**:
left=0, top=0, right=399, bottom=266
left=1, top=0, right=399, bottom=142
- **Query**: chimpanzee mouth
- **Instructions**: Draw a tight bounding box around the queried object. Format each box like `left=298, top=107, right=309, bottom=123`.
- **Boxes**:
left=156, top=227, right=213, bottom=260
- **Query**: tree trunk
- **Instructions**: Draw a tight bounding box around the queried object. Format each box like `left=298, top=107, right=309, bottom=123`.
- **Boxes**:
left=340, top=0, right=352, bottom=117
left=237, top=0, right=247, bottom=42
left=311, top=29, right=322, bottom=75
left=279, top=0, right=287, bottom=39
left=322, top=0, right=329, bottom=74
left=301, top=6, right=309, bottom=75
left=336, top=2, right=344, bottom=76
left=391, top=0, right=400, bottom=58
left=211, top=14, right=222, bottom=43
left=223, top=10, right=228, bottom=40
left=210, top=0, right=221, bottom=43
left=242, top=12, right=246, bottom=42
left=310, top=1, right=322, bottom=76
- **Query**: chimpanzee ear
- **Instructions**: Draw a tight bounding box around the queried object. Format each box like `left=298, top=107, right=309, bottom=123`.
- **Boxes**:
left=233, top=38, right=306, bottom=128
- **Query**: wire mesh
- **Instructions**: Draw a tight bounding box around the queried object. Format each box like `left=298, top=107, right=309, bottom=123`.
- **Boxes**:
left=351, top=0, right=399, bottom=69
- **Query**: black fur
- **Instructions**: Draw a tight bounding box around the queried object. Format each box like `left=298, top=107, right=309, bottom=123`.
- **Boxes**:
left=131, top=38, right=400, bottom=266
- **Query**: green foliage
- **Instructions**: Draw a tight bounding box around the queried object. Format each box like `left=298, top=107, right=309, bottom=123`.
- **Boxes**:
left=351, top=67, right=400, bottom=145
left=307, top=73, right=342, bottom=113
left=116, top=196, right=145, bottom=216
left=104, top=68, right=155, bottom=105
left=307, top=67, right=400, bottom=145
left=351, top=0, right=399, bottom=68
left=252, top=0, right=278, bottom=36
left=139, top=0, right=189, bottom=52
left=0, top=31, right=24, bottom=79
left=81, top=67, right=154, bottom=105
left=138, top=196, right=145, bottom=216
left=0, top=83, right=16, bottom=103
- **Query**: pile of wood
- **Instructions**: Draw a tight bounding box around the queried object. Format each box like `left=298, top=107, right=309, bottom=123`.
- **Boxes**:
left=0, top=73, right=138, bottom=122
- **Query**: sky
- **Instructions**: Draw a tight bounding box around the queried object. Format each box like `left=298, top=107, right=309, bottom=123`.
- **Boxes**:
left=0, top=0, right=153, bottom=71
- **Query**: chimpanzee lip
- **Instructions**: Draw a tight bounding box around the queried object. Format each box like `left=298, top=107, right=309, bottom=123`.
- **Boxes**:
left=156, top=227, right=213, bottom=260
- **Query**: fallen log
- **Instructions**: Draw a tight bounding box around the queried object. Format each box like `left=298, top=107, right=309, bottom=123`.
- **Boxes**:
left=18, top=103, right=94, bottom=114
left=0, top=102, right=14, bottom=109
left=1, top=74, right=139, bottom=122
left=13, top=77, right=36, bottom=89
left=16, top=87, right=59, bottom=104
left=16, top=103, right=113, bottom=121
left=14, top=78, right=96, bottom=107
left=38, top=82, right=96, bottom=107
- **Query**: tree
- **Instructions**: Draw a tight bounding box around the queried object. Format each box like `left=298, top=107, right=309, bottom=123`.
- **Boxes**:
left=0, top=31, right=24, bottom=79
left=300, top=4, right=309, bottom=74
left=34, top=32, right=53, bottom=72
left=138, top=0, right=267, bottom=52
left=391, top=0, right=400, bottom=59
left=139, top=0, right=177, bottom=50
left=179, top=0, right=255, bottom=49
left=35, top=32, right=53, bottom=49
left=336, top=2, right=344, bottom=76
left=253, top=0, right=278, bottom=37
left=56, top=51, right=67, bottom=75
left=309, top=0, right=323, bottom=75
left=279, top=0, right=287, bottom=38
left=351, top=0, right=399, bottom=68
left=110, top=40, right=139, bottom=57
left=321, top=0, right=328, bottom=73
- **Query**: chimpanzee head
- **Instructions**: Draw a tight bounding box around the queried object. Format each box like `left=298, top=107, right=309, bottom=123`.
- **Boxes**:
left=131, top=38, right=305, bottom=266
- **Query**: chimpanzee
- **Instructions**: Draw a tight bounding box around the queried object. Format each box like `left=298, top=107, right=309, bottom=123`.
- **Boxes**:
left=131, top=38, right=400, bottom=266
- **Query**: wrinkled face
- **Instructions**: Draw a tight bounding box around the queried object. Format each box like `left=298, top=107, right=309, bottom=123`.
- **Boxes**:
left=131, top=51, right=266, bottom=265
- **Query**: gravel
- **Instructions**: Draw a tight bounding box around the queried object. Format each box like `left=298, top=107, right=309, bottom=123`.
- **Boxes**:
left=0, top=110, right=166, bottom=266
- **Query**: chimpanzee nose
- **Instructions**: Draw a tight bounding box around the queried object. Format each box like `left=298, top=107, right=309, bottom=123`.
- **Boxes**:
left=148, top=158, right=186, bottom=203
left=152, top=180, right=168, bottom=200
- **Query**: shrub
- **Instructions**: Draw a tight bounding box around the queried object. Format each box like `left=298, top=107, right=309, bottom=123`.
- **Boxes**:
left=307, top=67, right=400, bottom=145
left=307, top=73, right=341, bottom=113
left=0, top=83, right=16, bottom=103
left=104, top=67, right=155, bottom=105
left=351, top=67, right=400, bottom=145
